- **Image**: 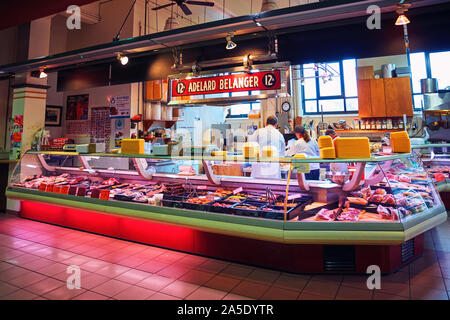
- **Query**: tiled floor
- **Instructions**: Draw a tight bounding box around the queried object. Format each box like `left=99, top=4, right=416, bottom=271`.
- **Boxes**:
left=0, top=213, right=449, bottom=300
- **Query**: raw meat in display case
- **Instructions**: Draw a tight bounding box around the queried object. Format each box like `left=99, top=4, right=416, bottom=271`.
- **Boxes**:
left=5, top=151, right=448, bottom=273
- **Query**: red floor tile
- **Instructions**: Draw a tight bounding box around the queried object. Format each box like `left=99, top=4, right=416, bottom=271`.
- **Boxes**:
left=372, top=292, right=409, bottom=300
left=95, top=264, right=130, bottom=278
left=185, top=286, right=227, bottom=300
left=260, top=286, right=300, bottom=300
left=178, top=269, right=215, bottom=286
left=272, top=273, right=309, bottom=292
left=44, top=286, right=86, bottom=300
left=113, top=285, right=156, bottom=300
left=0, top=289, right=38, bottom=300
left=204, top=274, right=241, bottom=292
left=136, top=260, right=169, bottom=274
left=231, top=280, right=270, bottom=299
left=115, top=269, right=152, bottom=285
left=301, top=280, right=340, bottom=299
left=136, top=274, right=174, bottom=291
left=219, top=264, right=254, bottom=280
left=160, top=280, right=200, bottom=299
left=24, top=277, right=64, bottom=295
left=72, top=290, right=109, bottom=300
left=410, top=285, right=449, bottom=300
left=5, top=270, right=47, bottom=288
left=0, top=281, right=20, bottom=297
left=146, top=292, right=181, bottom=300
left=91, top=279, right=132, bottom=297
left=156, top=264, right=191, bottom=279
left=335, top=286, right=373, bottom=300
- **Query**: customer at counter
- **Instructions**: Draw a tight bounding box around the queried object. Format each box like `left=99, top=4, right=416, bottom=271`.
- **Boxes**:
left=248, top=115, right=286, bottom=180
left=286, top=125, right=321, bottom=180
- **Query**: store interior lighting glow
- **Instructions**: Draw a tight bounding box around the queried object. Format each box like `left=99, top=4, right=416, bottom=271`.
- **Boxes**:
left=395, top=14, right=410, bottom=25
left=39, top=68, right=47, bottom=78
left=117, top=53, right=129, bottom=65
left=225, top=33, right=237, bottom=50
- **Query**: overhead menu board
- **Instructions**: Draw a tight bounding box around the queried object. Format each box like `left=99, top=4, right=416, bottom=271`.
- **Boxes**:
left=171, top=70, right=281, bottom=97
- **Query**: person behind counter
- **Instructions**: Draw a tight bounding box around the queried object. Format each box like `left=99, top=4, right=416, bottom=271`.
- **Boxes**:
left=325, top=128, right=338, bottom=140
left=325, top=129, right=348, bottom=174
left=286, top=125, right=321, bottom=180
left=248, top=115, right=286, bottom=179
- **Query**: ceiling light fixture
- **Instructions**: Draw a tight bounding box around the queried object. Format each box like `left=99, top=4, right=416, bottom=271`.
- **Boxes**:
left=117, top=53, right=129, bottom=65
left=225, top=32, right=237, bottom=50
left=395, top=14, right=410, bottom=25
left=39, top=68, right=47, bottom=78
left=395, top=2, right=411, bottom=26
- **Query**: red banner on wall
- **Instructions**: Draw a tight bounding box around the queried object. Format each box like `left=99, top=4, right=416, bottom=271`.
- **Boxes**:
left=171, top=70, right=281, bottom=97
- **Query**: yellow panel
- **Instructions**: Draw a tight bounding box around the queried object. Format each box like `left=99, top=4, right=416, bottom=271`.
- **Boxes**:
left=320, top=147, right=336, bottom=159
left=390, top=131, right=411, bottom=153
left=334, top=137, right=371, bottom=158
left=121, top=139, right=145, bottom=155
left=318, top=135, right=333, bottom=149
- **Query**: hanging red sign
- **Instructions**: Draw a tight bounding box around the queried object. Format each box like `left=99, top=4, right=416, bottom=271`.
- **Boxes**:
left=171, top=70, right=281, bottom=97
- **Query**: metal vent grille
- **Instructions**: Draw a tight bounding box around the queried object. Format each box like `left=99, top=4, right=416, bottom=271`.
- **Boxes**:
left=401, top=239, right=415, bottom=263
left=323, top=245, right=356, bottom=271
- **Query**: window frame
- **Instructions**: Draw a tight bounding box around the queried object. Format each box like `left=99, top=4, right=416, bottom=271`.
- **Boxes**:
left=301, top=60, right=358, bottom=115
left=225, top=91, right=261, bottom=118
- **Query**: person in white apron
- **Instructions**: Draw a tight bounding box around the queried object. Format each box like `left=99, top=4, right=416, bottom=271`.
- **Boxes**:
left=248, top=116, right=286, bottom=180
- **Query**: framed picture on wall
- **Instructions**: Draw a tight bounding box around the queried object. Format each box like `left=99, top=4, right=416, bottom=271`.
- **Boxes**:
left=45, top=105, right=62, bottom=126
left=66, top=94, right=89, bottom=120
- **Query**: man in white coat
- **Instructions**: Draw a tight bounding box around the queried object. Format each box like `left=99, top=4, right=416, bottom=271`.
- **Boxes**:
left=248, top=115, right=286, bottom=179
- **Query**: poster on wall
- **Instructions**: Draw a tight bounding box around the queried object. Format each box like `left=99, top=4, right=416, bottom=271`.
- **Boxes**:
left=45, top=105, right=62, bottom=126
left=109, top=95, right=130, bottom=118
left=9, top=115, right=23, bottom=160
left=66, top=94, right=89, bottom=120
left=114, top=118, right=125, bottom=148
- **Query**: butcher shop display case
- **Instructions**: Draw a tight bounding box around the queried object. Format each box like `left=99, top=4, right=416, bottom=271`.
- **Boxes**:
left=412, top=144, right=450, bottom=191
left=412, top=143, right=450, bottom=208
left=6, top=151, right=447, bottom=273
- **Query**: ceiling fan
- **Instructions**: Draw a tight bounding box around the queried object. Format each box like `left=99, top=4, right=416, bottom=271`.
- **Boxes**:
left=152, top=0, right=215, bottom=16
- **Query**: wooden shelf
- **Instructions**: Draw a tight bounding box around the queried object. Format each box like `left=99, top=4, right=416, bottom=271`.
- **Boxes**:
left=336, top=129, right=404, bottom=133
left=335, top=129, right=404, bottom=133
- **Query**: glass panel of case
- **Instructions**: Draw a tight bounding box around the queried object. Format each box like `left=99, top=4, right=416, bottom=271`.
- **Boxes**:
left=9, top=152, right=440, bottom=223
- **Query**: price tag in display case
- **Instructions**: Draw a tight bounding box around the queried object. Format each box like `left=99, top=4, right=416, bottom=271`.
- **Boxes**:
left=61, top=185, right=70, bottom=194
left=90, top=189, right=101, bottom=199
left=233, top=187, right=243, bottom=194
left=76, top=187, right=86, bottom=197
left=287, top=193, right=303, bottom=201
left=99, top=190, right=110, bottom=200
left=197, top=185, right=208, bottom=190
left=293, top=163, right=310, bottom=174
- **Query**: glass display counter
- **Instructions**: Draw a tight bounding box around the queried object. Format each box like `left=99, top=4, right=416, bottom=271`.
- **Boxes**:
left=6, top=151, right=447, bottom=273
left=412, top=143, right=450, bottom=208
